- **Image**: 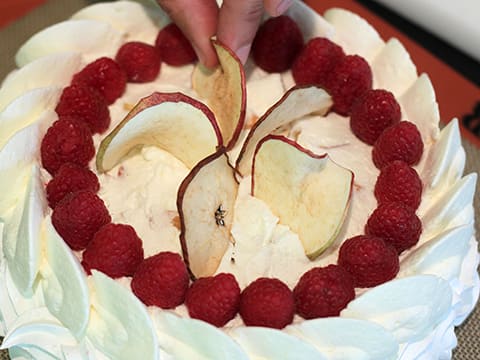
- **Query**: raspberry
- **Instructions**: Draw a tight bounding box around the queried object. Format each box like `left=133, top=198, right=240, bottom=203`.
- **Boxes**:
left=252, top=15, right=304, bottom=73
left=40, top=116, right=95, bottom=175
left=72, top=57, right=127, bottom=105
left=52, top=190, right=111, bottom=251
left=131, top=252, right=189, bottom=309
left=350, top=89, right=401, bottom=145
left=372, top=121, right=424, bottom=169
left=338, top=235, right=399, bottom=288
left=155, top=23, right=197, bottom=66
left=365, top=202, right=422, bottom=254
left=325, top=54, right=372, bottom=116
left=185, top=273, right=240, bottom=327
left=46, top=163, right=99, bottom=208
left=374, top=160, right=423, bottom=210
left=55, top=84, right=110, bottom=134
left=239, top=278, right=294, bottom=329
left=293, top=265, right=355, bottom=319
left=115, top=41, right=161, bottom=83
left=82, top=223, right=144, bottom=278
left=292, top=37, right=345, bottom=86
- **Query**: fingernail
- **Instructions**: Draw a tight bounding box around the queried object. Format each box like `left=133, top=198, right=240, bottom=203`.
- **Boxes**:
left=236, top=44, right=251, bottom=64
left=275, top=0, right=293, bottom=16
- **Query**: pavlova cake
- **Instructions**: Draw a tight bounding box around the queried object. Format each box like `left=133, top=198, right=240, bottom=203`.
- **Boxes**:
left=0, top=0, right=478, bottom=359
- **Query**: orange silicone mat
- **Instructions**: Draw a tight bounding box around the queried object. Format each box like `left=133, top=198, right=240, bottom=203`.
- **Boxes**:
left=0, top=0, right=46, bottom=28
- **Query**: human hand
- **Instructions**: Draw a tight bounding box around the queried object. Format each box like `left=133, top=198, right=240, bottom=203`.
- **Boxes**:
left=156, top=0, right=293, bottom=68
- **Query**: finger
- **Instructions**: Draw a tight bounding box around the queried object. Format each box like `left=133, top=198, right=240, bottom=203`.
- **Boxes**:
left=263, top=0, right=294, bottom=17
left=157, top=0, right=219, bottom=68
left=217, top=0, right=265, bottom=64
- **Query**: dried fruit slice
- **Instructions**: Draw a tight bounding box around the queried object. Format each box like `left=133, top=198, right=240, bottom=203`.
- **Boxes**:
left=96, top=92, right=222, bottom=173
left=236, top=85, right=332, bottom=176
left=192, top=40, right=246, bottom=150
left=252, top=135, right=353, bottom=259
left=177, top=150, right=238, bottom=279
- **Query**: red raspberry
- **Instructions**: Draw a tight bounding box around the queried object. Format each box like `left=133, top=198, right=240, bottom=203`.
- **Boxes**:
left=72, top=57, right=127, bottom=105
left=115, top=41, right=161, bottom=83
left=293, top=265, right=355, bottom=319
left=252, top=15, right=304, bottom=73
left=40, top=116, right=95, bottom=175
left=374, top=160, right=423, bottom=210
left=325, top=54, right=372, bottom=116
left=365, top=202, right=422, bottom=254
left=350, top=89, right=401, bottom=145
left=239, top=278, right=294, bottom=329
left=52, top=190, right=111, bottom=251
left=185, top=273, right=240, bottom=327
left=55, top=84, right=110, bottom=134
left=46, top=163, right=99, bottom=208
left=131, top=252, right=189, bottom=309
left=292, top=37, right=345, bottom=87
left=372, top=121, right=424, bottom=169
left=155, top=23, right=197, bottom=66
left=338, top=235, right=399, bottom=288
left=82, top=223, right=144, bottom=278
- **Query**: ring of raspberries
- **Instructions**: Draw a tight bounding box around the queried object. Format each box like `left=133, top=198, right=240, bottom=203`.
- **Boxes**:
left=40, top=16, right=424, bottom=329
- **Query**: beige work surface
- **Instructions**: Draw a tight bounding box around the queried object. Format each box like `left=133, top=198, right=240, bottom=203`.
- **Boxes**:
left=0, top=1, right=479, bottom=359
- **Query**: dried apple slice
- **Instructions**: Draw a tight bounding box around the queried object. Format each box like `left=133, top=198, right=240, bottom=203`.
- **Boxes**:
left=236, top=85, right=332, bottom=176
left=96, top=92, right=222, bottom=173
left=252, top=135, right=353, bottom=259
left=177, top=150, right=238, bottom=278
left=192, top=40, right=246, bottom=150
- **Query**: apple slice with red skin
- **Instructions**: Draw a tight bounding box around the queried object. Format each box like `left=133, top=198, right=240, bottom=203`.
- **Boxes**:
left=96, top=92, right=223, bottom=173
left=192, top=40, right=246, bottom=150
left=177, top=149, right=238, bottom=279
left=252, top=135, right=353, bottom=259
left=236, top=85, right=332, bottom=176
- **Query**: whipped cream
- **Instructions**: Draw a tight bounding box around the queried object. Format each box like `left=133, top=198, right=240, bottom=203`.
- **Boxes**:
left=0, top=1, right=478, bottom=359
